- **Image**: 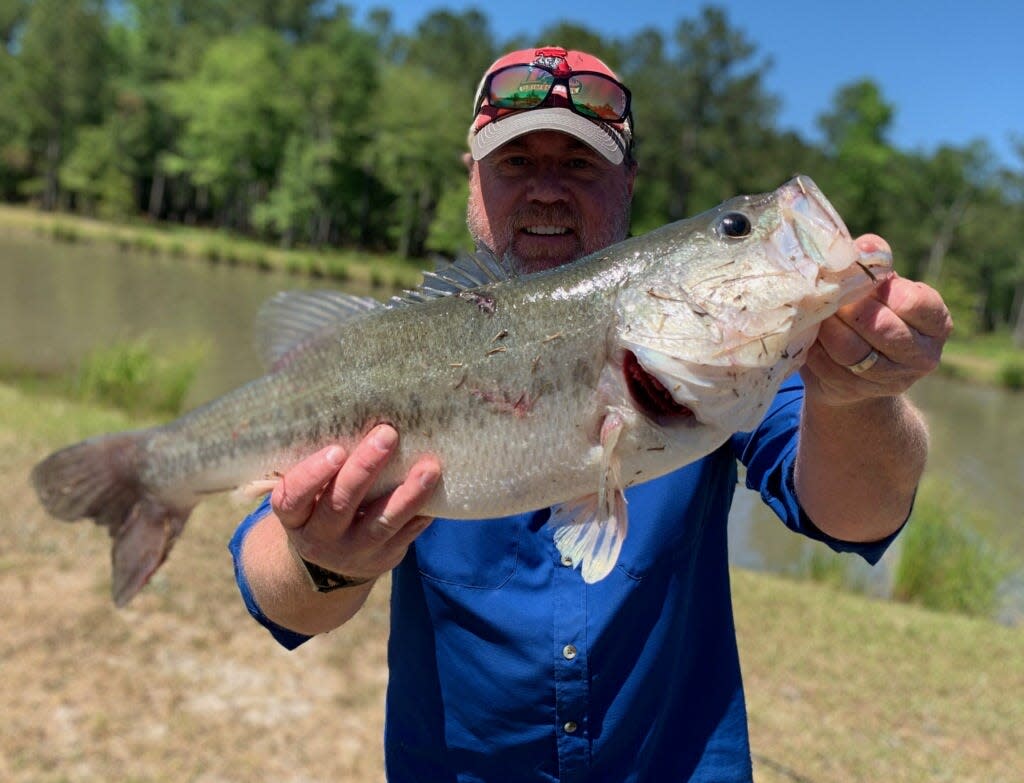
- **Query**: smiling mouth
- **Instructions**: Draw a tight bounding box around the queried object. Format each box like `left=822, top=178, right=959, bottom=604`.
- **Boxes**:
left=522, top=226, right=572, bottom=236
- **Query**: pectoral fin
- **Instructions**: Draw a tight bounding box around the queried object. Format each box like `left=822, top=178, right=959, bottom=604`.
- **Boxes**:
left=548, top=412, right=628, bottom=583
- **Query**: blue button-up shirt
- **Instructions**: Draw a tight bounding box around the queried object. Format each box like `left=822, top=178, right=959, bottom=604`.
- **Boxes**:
left=229, top=376, right=898, bottom=782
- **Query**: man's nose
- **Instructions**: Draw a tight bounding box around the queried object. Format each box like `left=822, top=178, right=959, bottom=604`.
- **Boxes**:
left=526, top=166, right=569, bottom=203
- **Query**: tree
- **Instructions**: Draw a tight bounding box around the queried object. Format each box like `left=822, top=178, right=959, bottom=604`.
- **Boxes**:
left=0, top=1, right=28, bottom=199
left=362, top=63, right=466, bottom=257
left=624, top=8, right=779, bottom=228
left=254, top=10, right=379, bottom=246
left=815, top=79, right=897, bottom=237
left=0, top=0, right=27, bottom=47
left=59, top=123, right=135, bottom=218
left=163, top=28, right=296, bottom=228
left=13, top=0, right=110, bottom=209
left=398, top=9, right=497, bottom=102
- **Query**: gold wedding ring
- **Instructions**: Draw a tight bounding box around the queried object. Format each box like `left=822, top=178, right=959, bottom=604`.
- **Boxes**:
left=845, top=349, right=880, bottom=375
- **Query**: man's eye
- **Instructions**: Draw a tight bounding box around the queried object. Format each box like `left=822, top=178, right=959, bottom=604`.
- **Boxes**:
left=504, top=155, right=529, bottom=167
left=567, top=158, right=591, bottom=169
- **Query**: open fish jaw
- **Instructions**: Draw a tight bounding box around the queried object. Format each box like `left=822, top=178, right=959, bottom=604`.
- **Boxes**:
left=616, top=175, right=892, bottom=435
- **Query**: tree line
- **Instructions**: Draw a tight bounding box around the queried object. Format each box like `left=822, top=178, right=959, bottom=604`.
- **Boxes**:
left=1, top=1, right=1022, bottom=339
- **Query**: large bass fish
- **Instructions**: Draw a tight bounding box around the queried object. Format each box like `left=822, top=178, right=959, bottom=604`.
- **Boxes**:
left=32, top=176, right=891, bottom=605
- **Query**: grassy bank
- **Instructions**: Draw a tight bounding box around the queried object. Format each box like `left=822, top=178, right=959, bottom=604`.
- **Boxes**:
left=937, top=332, right=1024, bottom=389
left=0, top=202, right=427, bottom=289
left=2, top=383, right=1021, bottom=782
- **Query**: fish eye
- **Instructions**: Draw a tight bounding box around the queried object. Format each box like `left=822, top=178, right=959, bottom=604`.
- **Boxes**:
left=718, top=212, right=752, bottom=239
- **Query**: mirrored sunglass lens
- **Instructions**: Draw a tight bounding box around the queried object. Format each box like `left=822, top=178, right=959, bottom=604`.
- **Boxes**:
left=568, top=74, right=627, bottom=120
left=489, top=66, right=554, bottom=109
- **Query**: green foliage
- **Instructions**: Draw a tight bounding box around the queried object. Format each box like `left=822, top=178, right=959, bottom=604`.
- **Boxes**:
left=621, top=8, right=782, bottom=224
left=814, top=80, right=897, bottom=237
left=49, top=222, right=82, bottom=243
left=894, top=482, right=1009, bottom=617
left=997, top=356, right=1024, bottom=390
left=164, top=28, right=295, bottom=220
left=426, top=179, right=473, bottom=256
left=59, top=124, right=136, bottom=219
left=0, top=1, right=1021, bottom=335
left=362, top=63, right=467, bottom=258
left=800, top=547, right=849, bottom=588
left=72, top=337, right=205, bottom=416
left=11, top=0, right=111, bottom=209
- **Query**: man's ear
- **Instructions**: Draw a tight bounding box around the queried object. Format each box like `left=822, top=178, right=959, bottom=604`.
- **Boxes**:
left=462, top=152, right=473, bottom=172
left=626, top=159, right=638, bottom=197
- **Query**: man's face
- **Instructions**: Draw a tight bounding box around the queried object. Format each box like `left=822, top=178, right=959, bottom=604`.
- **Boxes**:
left=466, top=130, right=636, bottom=274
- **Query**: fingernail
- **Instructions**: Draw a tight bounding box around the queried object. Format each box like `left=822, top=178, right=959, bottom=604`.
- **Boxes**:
left=419, top=469, right=440, bottom=491
left=325, top=446, right=345, bottom=466
left=372, top=426, right=398, bottom=451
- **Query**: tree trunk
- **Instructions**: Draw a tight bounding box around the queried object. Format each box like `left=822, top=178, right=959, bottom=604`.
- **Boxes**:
left=1013, top=279, right=1024, bottom=348
left=148, top=172, right=166, bottom=219
left=924, top=190, right=969, bottom=284
left=43, top=132, right=61, bottom=211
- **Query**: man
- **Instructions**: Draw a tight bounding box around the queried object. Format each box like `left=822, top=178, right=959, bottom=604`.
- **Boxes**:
left=230, top=47, right=951, bottom=781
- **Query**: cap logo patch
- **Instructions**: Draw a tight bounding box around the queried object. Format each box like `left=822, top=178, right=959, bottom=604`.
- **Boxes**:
left=532, top=54, right=570, bottom=76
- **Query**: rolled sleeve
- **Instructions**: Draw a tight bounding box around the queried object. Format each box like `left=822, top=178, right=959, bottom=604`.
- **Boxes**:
left=228, top=496, right=312, bottom=650
left=732, top=374, right=904, bottom=565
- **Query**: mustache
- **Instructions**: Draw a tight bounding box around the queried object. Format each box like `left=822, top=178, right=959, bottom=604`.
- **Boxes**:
left=511, top=205, right=580, bottom=232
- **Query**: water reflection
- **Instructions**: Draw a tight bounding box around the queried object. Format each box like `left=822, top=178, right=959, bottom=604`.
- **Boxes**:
left=0, top=232, right=378, bottom=404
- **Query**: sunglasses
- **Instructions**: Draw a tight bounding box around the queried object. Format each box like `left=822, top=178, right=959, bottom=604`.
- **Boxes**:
left=475, top=63, right=632, bottom=123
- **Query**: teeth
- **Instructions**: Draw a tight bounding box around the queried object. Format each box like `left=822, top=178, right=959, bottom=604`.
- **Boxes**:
left=524, top=226, right=569, bottom=236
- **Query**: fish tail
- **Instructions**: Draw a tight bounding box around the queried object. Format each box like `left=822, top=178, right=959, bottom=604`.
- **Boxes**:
left=30, top=431, right=193, bottom=607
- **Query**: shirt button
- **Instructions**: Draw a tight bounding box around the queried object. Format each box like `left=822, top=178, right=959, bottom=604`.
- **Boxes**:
left=561, top=555, right=574, bottom=567
left=563, top=721, right=578, bottom=734
left=562, top=644, right=577, bottom=660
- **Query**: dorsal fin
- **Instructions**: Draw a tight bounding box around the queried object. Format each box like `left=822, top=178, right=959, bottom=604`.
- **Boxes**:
left=389, top=248, right=515, bottom=307
left=254, top=290, right=382, bottom=370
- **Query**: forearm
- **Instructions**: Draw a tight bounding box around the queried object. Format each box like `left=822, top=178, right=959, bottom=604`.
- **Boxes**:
left=795, top=394, right=928, bottom=542
left=240, top=512, right=375, bottom=636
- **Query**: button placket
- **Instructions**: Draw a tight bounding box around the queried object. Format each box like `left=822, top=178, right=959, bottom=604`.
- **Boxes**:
left=552, top=542, right=590, bottom=776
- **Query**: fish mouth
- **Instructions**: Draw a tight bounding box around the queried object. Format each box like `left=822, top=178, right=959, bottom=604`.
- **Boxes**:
left=782, top=175, right=893, bottom=300
left=623, top=350, right=694, bottom=420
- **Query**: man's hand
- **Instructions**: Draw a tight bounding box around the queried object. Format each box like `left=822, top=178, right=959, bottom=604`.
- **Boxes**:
left=272, top=425, right=441, bottom=582
left=801, top=234, right=953, bottom=405
left=794, top=234, right=952, bottom=542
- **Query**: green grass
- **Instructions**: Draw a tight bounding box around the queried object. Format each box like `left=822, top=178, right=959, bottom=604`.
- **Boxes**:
left=941, top=331, right=1024, bottom=389
left=734, top=568, right=1023, bottom=782
left=997, top=355, right=1024, bottom=389
left=0, top=203, right=425, bottom=289
left=0, top=339, right=205, bottom=419
left=71, top=338, right=206, bottom=416
left=0, top=380, right=144, bottom=445
left=894, top=480, right=1010, bottom=616
left=786, top=475, right=1014, bottom=620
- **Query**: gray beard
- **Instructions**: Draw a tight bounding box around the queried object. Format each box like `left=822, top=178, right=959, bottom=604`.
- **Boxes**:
left=468, top=214, right=633, bottom=277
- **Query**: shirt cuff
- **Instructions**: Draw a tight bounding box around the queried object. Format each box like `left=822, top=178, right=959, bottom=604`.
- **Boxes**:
left=764, top=453, right=906, bottom=566
left=228, top=496, right=312, bottom=650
